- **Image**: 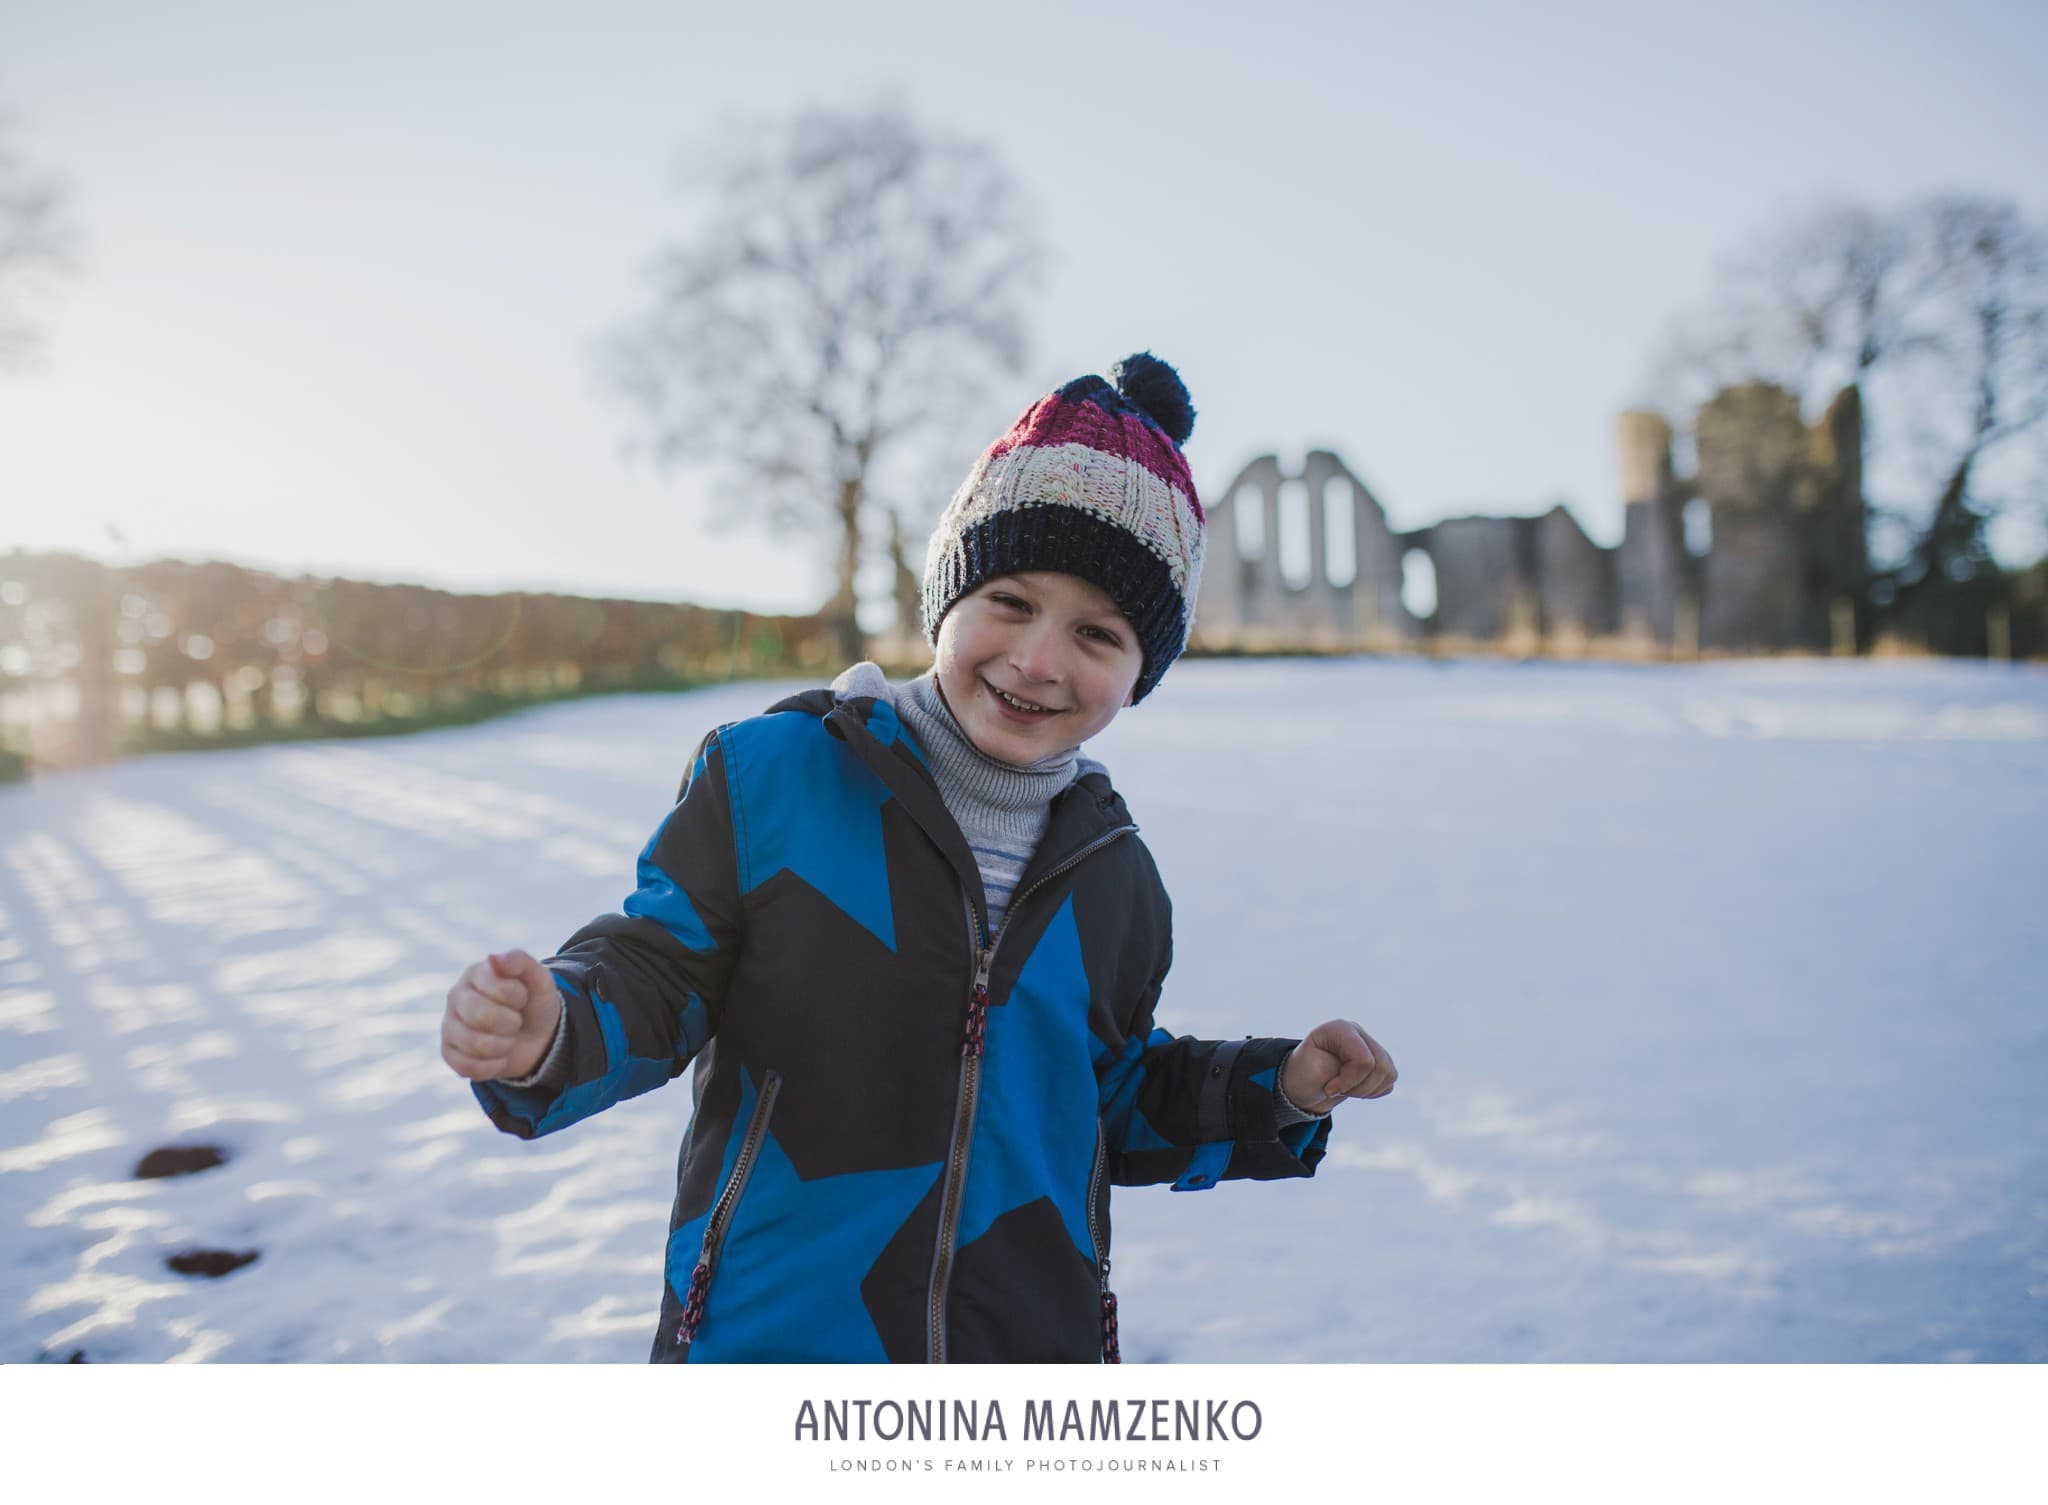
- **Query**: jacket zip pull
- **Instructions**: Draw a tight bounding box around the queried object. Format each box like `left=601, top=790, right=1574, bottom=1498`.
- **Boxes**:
left=1099, top=1257, right=1120, bottom=1365
left=962, top=946, right=992, bottom=1058
left=676, top=1260, right=712, bottom=1343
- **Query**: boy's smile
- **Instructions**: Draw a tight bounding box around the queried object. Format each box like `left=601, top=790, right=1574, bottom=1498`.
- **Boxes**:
left=933, top=572, right=1144, bottom=765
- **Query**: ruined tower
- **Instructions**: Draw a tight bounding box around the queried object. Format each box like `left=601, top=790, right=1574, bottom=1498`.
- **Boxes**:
left=1694, top=383, right=1809, bottom=652
left=1800, top=385, right=1868, bottom=650
left=1616, top=411, right=1690, bottom=644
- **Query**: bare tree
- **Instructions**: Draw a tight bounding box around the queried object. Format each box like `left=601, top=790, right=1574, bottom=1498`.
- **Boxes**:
left=0, top=110, right=78, bottom=370
left=609, top=102, right=1045, bottom=659
left=1654, top=194, right=2048, bottom=625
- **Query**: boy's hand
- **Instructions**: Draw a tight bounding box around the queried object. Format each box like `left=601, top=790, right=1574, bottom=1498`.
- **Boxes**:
left=440, top=950, right=563, bottom=1082
left=1281, top=1020, right=1397, bottom=1115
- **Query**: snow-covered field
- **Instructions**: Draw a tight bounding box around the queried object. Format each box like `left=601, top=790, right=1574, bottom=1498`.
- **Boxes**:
left=3, top=657, right=2043, bottom=1363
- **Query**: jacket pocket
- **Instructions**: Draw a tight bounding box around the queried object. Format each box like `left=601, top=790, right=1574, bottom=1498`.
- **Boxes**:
left=675, top=1068, right=782, bottom=1345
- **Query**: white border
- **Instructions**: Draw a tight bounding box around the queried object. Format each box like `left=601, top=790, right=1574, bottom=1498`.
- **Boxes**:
left=8, top=1363, right=2043, bottom=1502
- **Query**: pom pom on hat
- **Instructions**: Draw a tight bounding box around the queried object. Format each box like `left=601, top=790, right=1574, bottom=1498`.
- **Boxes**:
left=1108, top=352, right=1196, bottom=446
left=920, top=352, right=1209, bottom=703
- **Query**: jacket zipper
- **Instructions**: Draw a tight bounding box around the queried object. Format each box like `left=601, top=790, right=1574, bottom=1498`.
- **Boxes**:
left=676, top=1068, right=782, bottom=1345
left=924, top=893, right=987, bottom=1364
left=1087, top=1122, right=1119, bottom=1364
left=925, top=823, right=1137, bottom=1363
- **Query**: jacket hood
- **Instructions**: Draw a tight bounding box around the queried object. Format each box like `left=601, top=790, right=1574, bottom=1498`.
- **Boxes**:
left=759, top=669, right=1134, bottom=935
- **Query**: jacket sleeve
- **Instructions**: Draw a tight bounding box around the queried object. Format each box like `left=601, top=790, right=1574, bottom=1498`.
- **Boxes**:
left=1094, top=900, right=1331, bottom=1192
left=472, top=726, right=743, bottom=1140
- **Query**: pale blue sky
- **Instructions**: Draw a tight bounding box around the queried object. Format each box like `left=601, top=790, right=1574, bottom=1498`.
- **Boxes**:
left=4, top=0, right=2045, bottom=613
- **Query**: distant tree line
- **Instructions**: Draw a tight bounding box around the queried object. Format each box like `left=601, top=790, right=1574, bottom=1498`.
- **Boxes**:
left=0, top=551, right=839, bottom=774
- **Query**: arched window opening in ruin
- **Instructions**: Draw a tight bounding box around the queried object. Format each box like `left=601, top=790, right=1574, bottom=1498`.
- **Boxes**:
left=1683, top=497, right=1712, bottom=558
left=1277, top=478, right=1312, bottom=590
left=1323, top=476, right=1357, bottom=589
left=1672, top=427, right=1699, bottom=480
left=1401, top=549, right=1438, bottom=621
left=1233, top=484, right=1266, bottom=560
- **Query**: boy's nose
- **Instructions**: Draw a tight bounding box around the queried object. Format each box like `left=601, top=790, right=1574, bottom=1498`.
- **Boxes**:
left=1008, top=624, right=1065, bottom=684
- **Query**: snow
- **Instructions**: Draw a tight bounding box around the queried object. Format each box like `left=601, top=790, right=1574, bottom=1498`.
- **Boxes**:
left=2, top=658, right=2044, bottom=1362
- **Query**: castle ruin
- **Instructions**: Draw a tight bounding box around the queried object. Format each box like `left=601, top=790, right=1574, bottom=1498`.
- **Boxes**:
left=1194, top=383, right=1868, bottom=656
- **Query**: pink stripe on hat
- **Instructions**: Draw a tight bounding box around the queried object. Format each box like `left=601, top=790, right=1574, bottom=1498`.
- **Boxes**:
left=987, top=393, right=1203, bottom=521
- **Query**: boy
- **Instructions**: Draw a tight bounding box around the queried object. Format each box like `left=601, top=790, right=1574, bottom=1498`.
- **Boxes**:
left=441, top=353, right=1396, bottom=1362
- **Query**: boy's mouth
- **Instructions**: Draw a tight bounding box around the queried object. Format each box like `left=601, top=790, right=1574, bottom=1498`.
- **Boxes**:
left=983, top=679, right=1062, bottom=721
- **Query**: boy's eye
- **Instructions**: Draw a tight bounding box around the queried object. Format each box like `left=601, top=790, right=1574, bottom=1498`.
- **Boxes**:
left=1081, top=626, right=1120, bottom=646
left=989, top=592, right=1028, bottom=611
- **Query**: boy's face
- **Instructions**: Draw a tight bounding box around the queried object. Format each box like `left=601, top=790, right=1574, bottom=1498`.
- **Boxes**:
left=933, top=572, right=1144, bottom=765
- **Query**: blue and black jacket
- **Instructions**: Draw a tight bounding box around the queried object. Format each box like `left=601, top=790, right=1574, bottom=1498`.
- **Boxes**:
left=472, top=681, right=1329, bottom=1362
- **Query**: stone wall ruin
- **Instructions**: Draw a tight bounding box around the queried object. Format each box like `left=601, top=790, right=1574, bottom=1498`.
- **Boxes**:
left=1193, top=383, right=1866, bottom=656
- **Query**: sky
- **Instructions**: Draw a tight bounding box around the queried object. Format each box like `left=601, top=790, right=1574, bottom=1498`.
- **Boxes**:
left=2, top=0, right=2046, bottom=616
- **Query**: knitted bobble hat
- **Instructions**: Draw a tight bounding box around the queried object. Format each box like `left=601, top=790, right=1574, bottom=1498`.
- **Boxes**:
left=921, top=352, right=1206, bottom=704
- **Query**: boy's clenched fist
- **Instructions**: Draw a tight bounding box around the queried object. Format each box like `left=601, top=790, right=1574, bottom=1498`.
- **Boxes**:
left=1280, top=1020, right=1397, bottom=1116
left=440, top=950, right=563, bottom=1082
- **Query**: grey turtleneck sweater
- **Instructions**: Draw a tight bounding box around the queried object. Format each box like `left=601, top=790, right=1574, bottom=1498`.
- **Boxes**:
left=503, top=664, right=1318, bottom=1125
left=835, top=660, right=1086, bottom=936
